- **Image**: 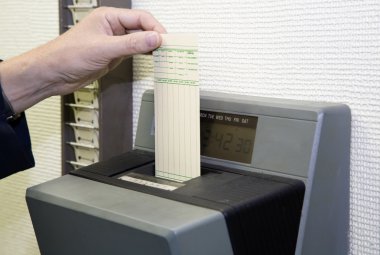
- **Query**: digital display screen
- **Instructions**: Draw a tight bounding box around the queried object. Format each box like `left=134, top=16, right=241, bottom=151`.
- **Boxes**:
left=200, top=110, right=258, bottom=164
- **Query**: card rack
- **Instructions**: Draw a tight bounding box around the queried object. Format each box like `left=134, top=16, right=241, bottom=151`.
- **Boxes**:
left=59, top=0, right=133, bottom=174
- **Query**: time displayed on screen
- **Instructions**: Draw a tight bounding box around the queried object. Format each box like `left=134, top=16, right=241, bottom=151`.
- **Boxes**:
left=200, top=110, right=258, bottom=164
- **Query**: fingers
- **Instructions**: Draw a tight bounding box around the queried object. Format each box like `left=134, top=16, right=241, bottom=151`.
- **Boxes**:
left=89, top=7, right=166, bottom=34
left=107, top=8, right=167, bottom=34
left=105, top=31, right=162, bottom=59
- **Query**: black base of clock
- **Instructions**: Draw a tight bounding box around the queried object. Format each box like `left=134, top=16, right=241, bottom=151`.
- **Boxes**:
left=71, top=149, right=305, bottom=255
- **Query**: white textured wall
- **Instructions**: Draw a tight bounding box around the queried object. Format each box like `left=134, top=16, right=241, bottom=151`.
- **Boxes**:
left=0, top=1, right=60, bottom=254
left=132, top=1, right=380, bottom=254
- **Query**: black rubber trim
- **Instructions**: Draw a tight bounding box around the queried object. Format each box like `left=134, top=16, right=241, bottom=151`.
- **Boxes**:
left=70, top=150, right=305, bottom=255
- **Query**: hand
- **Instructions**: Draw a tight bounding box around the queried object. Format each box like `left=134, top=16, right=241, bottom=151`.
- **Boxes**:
left=0, top=7, right=166, bottom=113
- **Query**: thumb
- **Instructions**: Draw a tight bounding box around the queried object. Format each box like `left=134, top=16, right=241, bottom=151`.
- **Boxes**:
left=106, top=31, right=162, bottom=59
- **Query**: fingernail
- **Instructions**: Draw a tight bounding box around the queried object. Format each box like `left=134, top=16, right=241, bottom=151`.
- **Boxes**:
left=146, top=32, right=159, bottom=48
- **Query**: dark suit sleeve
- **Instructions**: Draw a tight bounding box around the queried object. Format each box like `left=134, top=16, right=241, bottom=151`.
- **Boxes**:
left=0, top=86, right=35, bottom=179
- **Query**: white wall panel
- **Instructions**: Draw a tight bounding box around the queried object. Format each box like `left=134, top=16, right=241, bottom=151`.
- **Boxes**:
left=132, top=1, right=380, bottom=254
left=0, top=1, right=59, bottom=254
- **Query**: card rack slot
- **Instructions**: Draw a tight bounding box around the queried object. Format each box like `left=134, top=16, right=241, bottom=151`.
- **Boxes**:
left=65, top=0, right=98, bottom=25
left=71, top=0, right=98, bottom=7
left=66, top=122, right=99, bottom=147
left=67, top=141, right=99, bottom=164
left=60, top=0, right=133, bottom=174
left=66, top=104, right=99, bottom=128
left=67, top=6, right=95, bottom=25
left=83, top=80, right=99, bottom=90
left=66, top=160, right=90, bottom=170
left=73, top=88, right=99, bottom=107
left=66, top=82, right=100, bottom=167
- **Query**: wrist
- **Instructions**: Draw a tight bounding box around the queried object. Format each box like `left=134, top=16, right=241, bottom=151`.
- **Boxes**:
left=0, top=59, right=20, bottom=121
left=0, top=51, right=56, bottom=113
